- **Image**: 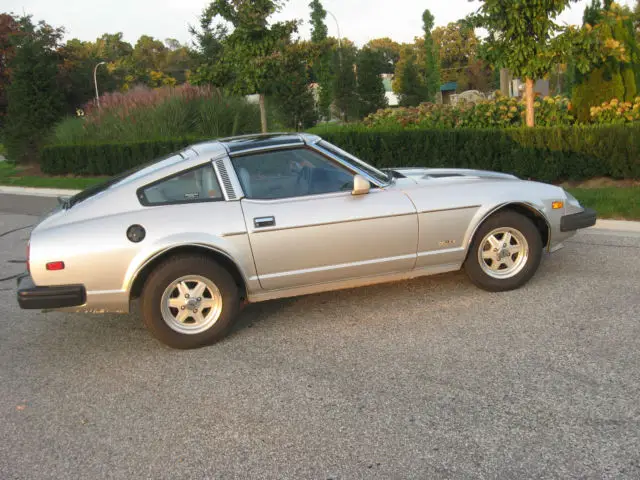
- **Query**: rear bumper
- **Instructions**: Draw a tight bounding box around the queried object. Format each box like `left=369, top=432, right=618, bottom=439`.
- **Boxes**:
left=16, top=273, right=86, bottom=310
left=560, top=208, right=597, bottom=232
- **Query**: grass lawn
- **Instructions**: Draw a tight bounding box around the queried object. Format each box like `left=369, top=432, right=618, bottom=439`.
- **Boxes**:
left=0, top=162, right=107, bottom=190
left=567, top=187, right=640, bottom=221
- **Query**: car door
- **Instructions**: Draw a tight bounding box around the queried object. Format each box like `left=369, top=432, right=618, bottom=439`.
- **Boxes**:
left=231, top=147, right=418, bottom=291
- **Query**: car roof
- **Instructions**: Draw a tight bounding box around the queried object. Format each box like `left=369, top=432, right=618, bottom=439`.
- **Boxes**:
left=190, top=133, right=321, bottom=157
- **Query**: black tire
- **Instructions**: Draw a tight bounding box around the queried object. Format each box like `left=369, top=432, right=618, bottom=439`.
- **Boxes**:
left=140, top=254, right=239, bottom=349
left=464, top=210, right=543, bottom=292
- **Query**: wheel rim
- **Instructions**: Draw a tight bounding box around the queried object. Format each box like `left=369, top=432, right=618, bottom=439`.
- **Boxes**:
left=160, top=275, right=223, bottom=335
left=477, top=227, right=529, bottom=279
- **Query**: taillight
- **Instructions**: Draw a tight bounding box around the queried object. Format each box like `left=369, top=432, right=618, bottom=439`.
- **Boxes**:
left=46, top=261, right=65, bottom=271
left=26, top=241, right=30, bottom=274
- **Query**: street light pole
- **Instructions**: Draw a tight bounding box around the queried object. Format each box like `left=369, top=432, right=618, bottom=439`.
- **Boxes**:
left=325, top=10, right=342, bottom=50
left=93, top=61, right=106, bottom=108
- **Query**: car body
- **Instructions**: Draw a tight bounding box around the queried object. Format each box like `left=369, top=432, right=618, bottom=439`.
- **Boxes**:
left=17, top=133, right=596, bottom=348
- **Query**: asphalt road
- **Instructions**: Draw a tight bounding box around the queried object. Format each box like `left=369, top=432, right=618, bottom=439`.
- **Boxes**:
left=1, top=194, right=639, bottom=479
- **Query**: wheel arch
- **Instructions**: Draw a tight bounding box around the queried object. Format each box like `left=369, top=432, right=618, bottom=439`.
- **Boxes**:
left=129, top=244, right=248, bottom=302
left=465, top=202, right=551, bottom=258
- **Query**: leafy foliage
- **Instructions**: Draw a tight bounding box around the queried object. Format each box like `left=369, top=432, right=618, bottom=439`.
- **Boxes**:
left=422, top=9, right=440, bottom=102
left=4, top=16, right=65, bottom=162
left=571, top=2, right=639, bottom=122
left=590, top=96, right=640, bottom=123
left=309, top=122, right=640, bottom=182
left=355, top=47, right=387, bottom=117
left=40, top=138, right=202, bottom=176
left=363, top=93, right=574, bottom=129
left=309, top=0, right=328, bottom=43
left=0, top=13, right=19, bottom=127
left=393, top=45, right=426, bottom=106
left=331, top=46, right=359, bottom=121
left=469, top=0, right=628, bottom=126
left=365, top=37, right=401, bottom=74
left=269, top=42, right=318, bottom=130
left=49, top=84, right=260, bottom=145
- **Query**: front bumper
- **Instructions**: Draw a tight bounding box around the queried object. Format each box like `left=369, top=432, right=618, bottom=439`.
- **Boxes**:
left=560, top=208, right=597, bottom=232
left=16, top=273, right=86, bottom=310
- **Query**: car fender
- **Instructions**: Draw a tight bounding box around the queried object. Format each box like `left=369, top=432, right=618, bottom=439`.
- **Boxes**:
left=122, top=232, right=257, bottom=294
left=462, top=200, right=552, bottom=256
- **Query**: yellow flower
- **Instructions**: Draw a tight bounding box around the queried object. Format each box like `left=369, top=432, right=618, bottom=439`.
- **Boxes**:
left=610, top=98, right=619, bottom=106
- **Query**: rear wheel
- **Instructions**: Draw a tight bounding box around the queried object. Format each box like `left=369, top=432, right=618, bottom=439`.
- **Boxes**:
left=464, top=210, right=543, bottom=292
left=140, top=255, right=239, bottom=349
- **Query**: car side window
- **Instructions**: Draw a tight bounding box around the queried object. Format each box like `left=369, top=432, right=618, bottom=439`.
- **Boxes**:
left=231, top=148, right=355, bottom=200
left=139, top=164, right=224, bottom=206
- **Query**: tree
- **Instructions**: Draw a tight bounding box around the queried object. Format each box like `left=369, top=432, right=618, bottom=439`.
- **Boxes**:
left=200, top=0, right=298, bottom=132
left=469, top=0, right=626, bottom=127
left=308, top=0, right=333, bottom=119
left=365, top=37, right=401, bottom=74
left=4, top=16, right=65, bottom=162
left=422, top=9, right=440, bottom=102
left=0, top=13, right=19, bottom=127
left=433, top=22, right=491, bottom=92
left=188, top=7, right=231, bottom=87
left=572, top=1, right=639, bottom=121
left=332, top=45, right=359, bottom=120
left=392, top=44, right=426, bottom=106
left=356, top=47, right=387, bottom=117
left=270, top=42, right=318, bottom=129
left=309, top=0, right=328, bottom=43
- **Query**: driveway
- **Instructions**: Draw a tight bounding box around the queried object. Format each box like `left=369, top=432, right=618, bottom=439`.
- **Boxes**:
left=1, top=195, right=639, bottom=479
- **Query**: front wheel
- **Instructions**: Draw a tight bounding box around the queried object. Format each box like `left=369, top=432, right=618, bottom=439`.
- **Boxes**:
left=464, top=210, right=543, bottom=292
left=140, top=255, right=239, bottom=349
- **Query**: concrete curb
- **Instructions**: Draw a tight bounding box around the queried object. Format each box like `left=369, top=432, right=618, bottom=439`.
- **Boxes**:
left=1, top=184, right=640, bottom=233
left=0, top=185, right=81, bottom=197
left=592, top=219, right=640, bottom=233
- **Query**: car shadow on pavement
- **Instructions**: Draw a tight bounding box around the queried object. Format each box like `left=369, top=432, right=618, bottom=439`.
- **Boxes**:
left=5, top=254, right=558, bottom=355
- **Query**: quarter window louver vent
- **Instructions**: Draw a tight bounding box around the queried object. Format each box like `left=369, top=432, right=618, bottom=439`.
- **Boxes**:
left=215, top=159, right=237, bottom=200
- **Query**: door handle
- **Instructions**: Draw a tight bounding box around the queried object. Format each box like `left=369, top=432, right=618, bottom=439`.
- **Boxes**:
left=254, top=216, right=276, bottom=228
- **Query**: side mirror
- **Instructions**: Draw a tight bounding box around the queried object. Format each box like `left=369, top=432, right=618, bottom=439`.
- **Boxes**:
left=352, top=174, right=371, bottom=195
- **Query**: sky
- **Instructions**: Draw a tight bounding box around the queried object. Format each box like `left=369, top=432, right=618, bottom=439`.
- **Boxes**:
left=3, top=0, right=637, bottom=47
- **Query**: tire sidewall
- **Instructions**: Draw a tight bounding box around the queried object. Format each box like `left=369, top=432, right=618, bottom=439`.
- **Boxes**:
left=465, top=211, right=543, bottom=292
left=141, top=255, right=239, bottom=349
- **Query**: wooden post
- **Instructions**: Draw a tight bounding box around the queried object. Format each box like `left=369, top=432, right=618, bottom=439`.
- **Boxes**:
left=259, top=93, right=267, bottom=133
left=525, top=78, right=535, bottom=127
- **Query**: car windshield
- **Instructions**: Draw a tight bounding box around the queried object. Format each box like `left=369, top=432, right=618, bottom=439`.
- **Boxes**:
left=62, top=152, right=184, bottom=209
left=317, top=140, right=390, bottom=185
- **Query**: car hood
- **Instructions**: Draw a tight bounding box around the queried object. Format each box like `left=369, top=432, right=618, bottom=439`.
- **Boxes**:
left=391, top=167, right=519, bottom=182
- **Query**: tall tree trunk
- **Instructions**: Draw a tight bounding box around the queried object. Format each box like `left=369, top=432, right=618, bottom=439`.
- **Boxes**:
left=259, top=94, right=267, bottom=133
left=500, top=68, right=511, bottom=97
left=525, top=78, right=535, bottom=127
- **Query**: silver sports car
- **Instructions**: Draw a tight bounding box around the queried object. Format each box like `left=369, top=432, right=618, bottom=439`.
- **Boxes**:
left=17, top=133, right=596, bottom=348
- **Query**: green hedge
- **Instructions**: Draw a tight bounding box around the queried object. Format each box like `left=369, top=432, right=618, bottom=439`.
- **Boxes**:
left=41, top=124, right=640, bottom=182
left=309, top=124, right=640, bottom=182
left=40, top=137, right=206, bottom=176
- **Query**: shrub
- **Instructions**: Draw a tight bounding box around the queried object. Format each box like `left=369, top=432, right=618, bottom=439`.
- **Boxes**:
left=363, top=93, right=574, bottom=129
left=40, top=138, right=205, bottom=176
left=590, top=97, right=640, bottom=124
left=309, top=123, right=640, bottom=182
left=49, top=85, right=261, bottom=145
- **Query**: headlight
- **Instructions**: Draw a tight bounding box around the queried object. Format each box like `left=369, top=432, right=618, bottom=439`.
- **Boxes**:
left=564, top=190, right=582, bottom=208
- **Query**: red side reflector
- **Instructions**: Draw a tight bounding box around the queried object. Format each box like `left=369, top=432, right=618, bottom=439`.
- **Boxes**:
left=26, top=242, right=31, bottom=274
left=46, top=261, right=65, bottom=271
